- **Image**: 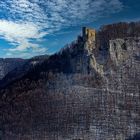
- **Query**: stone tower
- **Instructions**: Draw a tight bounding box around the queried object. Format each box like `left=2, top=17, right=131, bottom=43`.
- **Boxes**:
left=82, top=27, right=96, bottom=52
left=82, top=27, right=96, bottom=42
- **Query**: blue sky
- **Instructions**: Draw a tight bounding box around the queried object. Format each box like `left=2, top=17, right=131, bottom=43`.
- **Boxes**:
left=0, top=0, right=139, bottom=58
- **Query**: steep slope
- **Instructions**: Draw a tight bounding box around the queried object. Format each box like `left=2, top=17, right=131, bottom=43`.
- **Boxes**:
left=0, top=58, right=26, bottom=80
left=0, top=22, right=140, bottom=140
left=0, top=55, right=49, bottom=88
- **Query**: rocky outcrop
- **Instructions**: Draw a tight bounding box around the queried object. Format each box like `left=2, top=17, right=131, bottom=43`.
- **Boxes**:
left=109, top=37, right=140, bottom=66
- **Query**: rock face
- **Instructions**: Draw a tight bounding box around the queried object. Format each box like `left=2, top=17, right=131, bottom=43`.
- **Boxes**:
left=0, top=22, right=140, bottom=140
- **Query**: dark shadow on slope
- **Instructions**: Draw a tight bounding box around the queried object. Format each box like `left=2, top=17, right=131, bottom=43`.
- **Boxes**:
left=126, top=133, right=140, bottom=140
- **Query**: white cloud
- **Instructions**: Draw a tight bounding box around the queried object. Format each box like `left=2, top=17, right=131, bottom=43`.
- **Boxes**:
left=0, top=0, right=123, bottom=57
left=0, top=0, right=123, bottom=29
left=0, top=20, right=47, bottom=53
left=0, top=20, right=44, bottom=39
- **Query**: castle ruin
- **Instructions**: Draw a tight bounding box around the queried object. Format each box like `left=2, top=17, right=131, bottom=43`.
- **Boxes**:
left=82, top=27, right=96, bottom=42
left=82, top=27, right=96, bottom=52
